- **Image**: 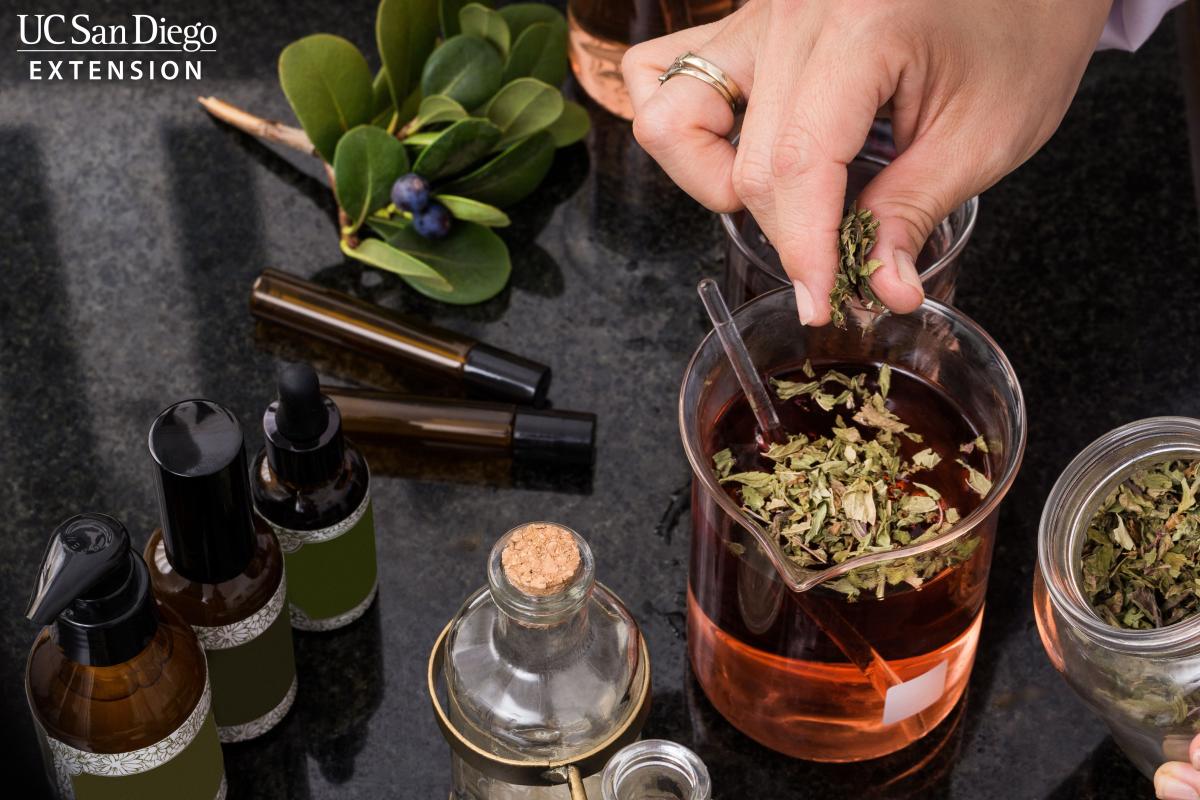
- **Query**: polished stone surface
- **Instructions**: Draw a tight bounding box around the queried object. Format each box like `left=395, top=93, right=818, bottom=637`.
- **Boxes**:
left=2, top=2, right=1198, bottom=798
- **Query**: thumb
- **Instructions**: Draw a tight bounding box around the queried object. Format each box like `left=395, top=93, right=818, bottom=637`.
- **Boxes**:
left=856, top=137, right=983, bottom=313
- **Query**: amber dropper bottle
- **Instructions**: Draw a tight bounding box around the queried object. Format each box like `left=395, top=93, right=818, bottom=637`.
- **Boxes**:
left=145, top=399, right=297, bottom=743
left=251, top=364, right=378, bottom=632
left=250, top=268, right=550, bottom=403
left=324, top=385, right=596, bottom=464
left=26, top=513, right=226, bottom=799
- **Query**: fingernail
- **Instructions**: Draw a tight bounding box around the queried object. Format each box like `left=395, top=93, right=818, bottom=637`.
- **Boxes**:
left=894, top=250, right=924, bottom=297
left=1192, top=750, right=1200, bottom=771
left=792, top=280, right=814, bottom=325
left=1156, top=775, right=1200, bottom=800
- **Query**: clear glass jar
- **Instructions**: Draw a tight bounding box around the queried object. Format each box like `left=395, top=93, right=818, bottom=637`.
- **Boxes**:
left=1035, top=417, right=1200, bottom=779
left=720, top=123, right=978, bottom=308
left=679, top=286, right=1026, bottom=761
left=601, top=740, right=710, bottom=800
left=444, top=522, right=647, bottom=799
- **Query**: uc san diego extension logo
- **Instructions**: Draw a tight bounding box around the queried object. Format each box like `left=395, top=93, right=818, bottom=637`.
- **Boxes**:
left=17, top=13, right=216, bottom=81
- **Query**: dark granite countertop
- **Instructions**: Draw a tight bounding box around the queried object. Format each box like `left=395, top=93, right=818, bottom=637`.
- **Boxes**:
left=2, top=2, right=1198, bottom=798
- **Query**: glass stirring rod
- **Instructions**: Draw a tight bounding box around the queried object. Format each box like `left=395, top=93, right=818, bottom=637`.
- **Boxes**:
left=696, top=278, right=787, bottom=446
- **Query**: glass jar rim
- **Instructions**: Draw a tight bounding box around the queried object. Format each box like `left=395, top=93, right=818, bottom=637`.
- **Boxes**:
left=486, top=521, right=595, bottom=624
left=719, top=153, right=979, bottom=288
left=677, top=288, right=1026, bottom=593
left=601, top=739, right=711, bottom=800
left=1038, top=416, right=1200, bottom=655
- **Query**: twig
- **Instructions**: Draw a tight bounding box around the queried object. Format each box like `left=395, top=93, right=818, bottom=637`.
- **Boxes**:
left=197, top=96, right=317, bottom=157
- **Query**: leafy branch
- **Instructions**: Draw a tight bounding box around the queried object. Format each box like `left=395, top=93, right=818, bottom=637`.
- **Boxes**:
left=198, top=0, right=588, bottom=304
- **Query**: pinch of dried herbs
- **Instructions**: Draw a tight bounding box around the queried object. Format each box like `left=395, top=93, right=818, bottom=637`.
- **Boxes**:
left=1080, top=459, right=1200, bottom=630
left=829, top=208, right=885, bottom=328
left=712, top=363, right=990, bottom=601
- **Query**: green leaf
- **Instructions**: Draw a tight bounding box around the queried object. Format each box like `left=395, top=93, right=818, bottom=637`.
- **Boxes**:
left=369, top=218, right=511, bottom=304
left=376, top=0, right=440, bottom=110
left=545, top=100, right=590, bottom=147
left=435, top=194, right=511, bottom=227
left=420, top=35, right=504, bottom=110
left=398, top=84, right=423, bottom=123
left=498, top=3, right=564, bottom=39
left=459, top=3, right=509, bottom=57
left=439, top=0, right=492, bottom=38
left=412, top=118, right=502, bottom=180
left=437, top=130, right=555, bottom=207
left=483, top=78, right=563, bottom=149
left=372, top=68, right=394, bottom=117
left=501, top=20, right=567, bottom=85
left=403, top=131, right=441, bottom=147
left=278, top=34, right=375, bottom=162
left=408, top=94, right=468, bottom=133
left=334, top=126, right=410, bottom=232
left=342, top=238, right=452, bottom=291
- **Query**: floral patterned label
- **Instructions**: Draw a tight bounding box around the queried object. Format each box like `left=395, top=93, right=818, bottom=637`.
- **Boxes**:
left=44, top=677, right=226, bottom=800
left=260, top=489, right=371, bottom=554
left=191, top=572, right=287, bottom=651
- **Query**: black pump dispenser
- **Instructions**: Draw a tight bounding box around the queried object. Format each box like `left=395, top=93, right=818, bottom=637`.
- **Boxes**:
left=26, top=513, right=159, bottom=667
left=149, top=399, right=257, bottom=584
left=264, top=363, right=345, bottom=486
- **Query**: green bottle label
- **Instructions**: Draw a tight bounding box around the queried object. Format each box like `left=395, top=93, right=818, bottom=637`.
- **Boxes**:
left=43, top=677, right=226, bottom=800
left=193, top=574, right=297, bottom=742
left=261, top=492, right=378, bottom=632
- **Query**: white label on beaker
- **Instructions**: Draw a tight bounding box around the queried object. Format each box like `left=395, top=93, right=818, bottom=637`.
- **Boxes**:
left=882, top=660, right=948, bottom=726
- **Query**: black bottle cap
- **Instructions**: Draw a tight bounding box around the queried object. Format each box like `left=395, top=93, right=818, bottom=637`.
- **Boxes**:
left=463, top=344, right=550, bottom=404
left=264, top=363, right=346, bottom=486
left=512, top=408, right=596, bottom=464
left=26, top=514, right=159, bottom=667
left=148, top=400, right=257, bottom=584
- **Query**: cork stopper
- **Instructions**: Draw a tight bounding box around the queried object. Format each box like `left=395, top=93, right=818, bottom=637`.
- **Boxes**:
left=501, top=523, right=582, bottom=597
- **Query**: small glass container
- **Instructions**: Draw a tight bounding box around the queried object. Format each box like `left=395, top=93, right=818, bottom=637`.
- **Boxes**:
left=432, top=522, right=650, bottom=799
left=1035, top=417, right=1200, bottom=778
left=601, top=740, right=710, bottom=800
left=720, top=126, right=978, bottom=308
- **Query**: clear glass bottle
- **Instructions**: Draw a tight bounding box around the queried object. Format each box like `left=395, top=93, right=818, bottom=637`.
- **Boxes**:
left=601, top=741, right=710, bottom=800
left=443, top=522, right=647, bottom=798
left=1035, top=417, right=1200, bottom=778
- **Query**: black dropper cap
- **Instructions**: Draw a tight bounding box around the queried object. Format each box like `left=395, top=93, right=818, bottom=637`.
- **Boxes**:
left=26, top=514, right=159, bottom=667
left=512, top=408, right=596, bottom=464
left=463, top=344, right=551, bottom=405
left=264, top=363, right=346, bottom=485
left=148, top=400, right=257, bottom=584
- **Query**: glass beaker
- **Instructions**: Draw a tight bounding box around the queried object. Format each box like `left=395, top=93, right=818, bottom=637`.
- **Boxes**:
left=678, top=287, right=1025, bottom=761
left=720, top=128, right=978, bottom=308
left=568, top=0, right=739, bottom=119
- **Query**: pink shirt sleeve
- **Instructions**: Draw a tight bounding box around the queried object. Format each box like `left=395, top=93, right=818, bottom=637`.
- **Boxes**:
left=1097, top=0, right=1187, bottom=50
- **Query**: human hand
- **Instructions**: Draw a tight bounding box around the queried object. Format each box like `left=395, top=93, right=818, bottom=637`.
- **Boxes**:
left=1157, top=736, right=1200, bottom=799
left=623, top=0, right=1113, bottom=325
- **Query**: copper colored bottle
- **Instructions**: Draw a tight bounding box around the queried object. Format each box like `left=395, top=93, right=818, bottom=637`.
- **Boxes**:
left=26, top=513, right=226, bottom=799
left=146, top=399, right=297, bottom=743
left=568, top=0, right=737, bottom=118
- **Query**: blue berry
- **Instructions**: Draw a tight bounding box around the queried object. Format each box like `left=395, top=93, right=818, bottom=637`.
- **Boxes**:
left=391, top=173, right=430, bottom=213
left=412, top=202, right=452, bottom=239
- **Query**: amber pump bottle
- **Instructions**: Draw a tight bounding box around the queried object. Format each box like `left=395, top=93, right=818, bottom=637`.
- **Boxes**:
left=25, top=513, right=226, bottom=800
left=251, top=363, right=378, bottom=632
left=146, top=399, right=297, bottom=743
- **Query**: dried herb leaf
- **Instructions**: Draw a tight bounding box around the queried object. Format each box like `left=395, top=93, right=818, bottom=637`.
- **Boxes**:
left=1080, top=459, right=1200, bottom=630
left=829, top=208, right=885, bottom=328
left=714, top=364, right=988, bottom=601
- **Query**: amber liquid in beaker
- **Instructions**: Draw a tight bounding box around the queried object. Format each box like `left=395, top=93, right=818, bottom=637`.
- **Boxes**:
left=688, top=363, right=993, bottom=761
left=568, top=0, right=736, bottom=119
